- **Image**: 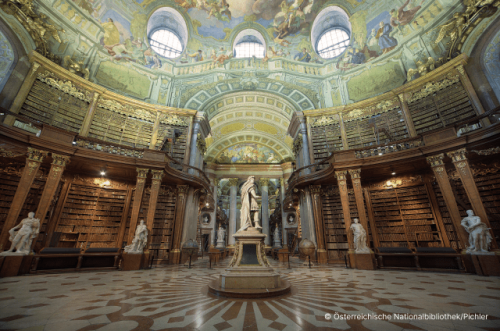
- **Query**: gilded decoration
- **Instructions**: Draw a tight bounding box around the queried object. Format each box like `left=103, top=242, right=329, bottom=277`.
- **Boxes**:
left=97, top=98, right=156, bottom=122
left=335, top=170, right=348, bottom=182
left=50, top=166, right=63, bottom=179
left=159, top=113, right=189, bottom=127
left=62, top=56, right=90, bottom=80
left=292, top=134, right=303, bottom=155
left=369, top=175, right=422, bottom=188
left=322, top=186, right=339, bottom=196
left=426, top=154, right=445, bottom=167
left=228, top=178, right=239, bottom=187
left=177, top=185, right=189, bottom=196
left=448, top=162, right=500, bottom=180
left=471, top=147, right=500, bottom=155
left=27, top=147, right=48, bottom=162
left=196, top=133, right=207, bottom=155
left=343, top=98, right=399, bottom=122
left=348, top=169, right=362, bottom=179
left=51, top=153, right=70, bottom=167
left=76, top=139, right=144, bottom=158
left=136, top=168, right=149, bottom=178
left=408, top=74, right=461, bottom=103
left=310, top=115, right=338, bottom=128
left=447, top=148, right=468, bottom=162
left=151, top=170, right=164, bottom=181
left=406, top=57, right=445, bottom=82
left=37, top=72, right=91, bottom=102
left=0, top=147, right=24, bottom=158
left=0, top=0, right=63, bottom=61
left=259, top=178, right=270, bottom=187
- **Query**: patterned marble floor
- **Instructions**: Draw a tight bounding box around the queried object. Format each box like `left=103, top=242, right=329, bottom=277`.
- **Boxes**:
left=0, top=257, right=500, bottom=331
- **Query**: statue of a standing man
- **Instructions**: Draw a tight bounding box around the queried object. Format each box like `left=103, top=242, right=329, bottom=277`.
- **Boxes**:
left=3, top=212, right=40, bottom=255
left=461, top=210, right=492, bottom=254
left=124, top=220, right=148, bottom=254
left=238, top=176, right=261, bottom=232
left=350, top=218, right=371, bottom=254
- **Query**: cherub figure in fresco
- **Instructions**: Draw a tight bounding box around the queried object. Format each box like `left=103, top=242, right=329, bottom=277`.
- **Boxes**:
left=390, top=0, right=426, bottom=28
left=206, top=0, right=231, bottom=22
left=213, top=47, right=232, bottom=65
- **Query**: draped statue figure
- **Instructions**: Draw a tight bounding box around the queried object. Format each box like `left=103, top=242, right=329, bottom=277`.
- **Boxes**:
left=2, top=212, right=40, bottom=255
left=461, top=210, right=493, bottom=254
left=237, top=176, right=262, bottom=232
left=350, top=218, right=371, bottom=254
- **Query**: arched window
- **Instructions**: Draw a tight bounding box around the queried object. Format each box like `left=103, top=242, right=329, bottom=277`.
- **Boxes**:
left=233, top=29, right=266, bottom=58
left=311, top=6, right=351, bottom=60
left=147, top=7, right=188, bottom=59
left=0, top=29, right=16, bottom=92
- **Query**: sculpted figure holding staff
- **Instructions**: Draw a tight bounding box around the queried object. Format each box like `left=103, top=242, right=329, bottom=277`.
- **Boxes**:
left=237, top=176, right=262, bottom=232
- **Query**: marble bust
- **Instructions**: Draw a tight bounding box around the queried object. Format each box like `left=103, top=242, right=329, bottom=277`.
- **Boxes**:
left=1, top=212, right=40, bottom=255
left=461, top=210, right=493, bottom=254
left=124, top=220, right=148, bottom=254
left=350, top=218, right=371, bottom=254
left=203, top=215, right=210, bottom=224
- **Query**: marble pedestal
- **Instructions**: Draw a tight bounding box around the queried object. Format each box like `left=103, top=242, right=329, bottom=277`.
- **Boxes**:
left=208, top=227, right=290, bottom=298
left=471, top=254, right=500, bottom=276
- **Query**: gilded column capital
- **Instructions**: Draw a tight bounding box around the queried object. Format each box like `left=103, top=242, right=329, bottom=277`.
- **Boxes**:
left=335, top=170, right=348, bottom=181
left=456, top=65, right=465, bottom=76
left=27, top=148, right=48, bottom=162
left=136, top=168, right=149, bottom=179
left=310, top=185, right=321, bottom=195
left=51, top=153, right=70, bottom=167
left=398, top=93, right=405, bottom=103
left=151, top=169, right=164, bottom=181
left=426, top=154, right=445, bottom=167
left=259, top=178, right=270, bottom=187
left=196, top=133, right=207, bottom=155
left=228, top=178, right=239, bottom=187
left=92, top=92, right=100, bottom=104
left=213, top=178, right=220, bottom=187
left=30, top=62, right=41, bottom=77
left=348, top=168, right=361, bottom=179
left=177, top=185, right=189, bottom=196
left=279, top=177, right=286, bottom=187
left=447, top=148, right=468, bottom=163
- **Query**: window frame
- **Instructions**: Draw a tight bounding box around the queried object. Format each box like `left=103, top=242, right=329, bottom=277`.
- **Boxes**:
left=315, top=27, right=351, bottom=60
left=148, top=27, right=184, bottom=59
left=233, top=41, right=265, bottom=59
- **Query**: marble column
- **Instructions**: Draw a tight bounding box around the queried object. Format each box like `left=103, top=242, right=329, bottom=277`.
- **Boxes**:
left=447, top=148, right=498, bottom=249
left=299, top=188, right=316, bottom=245
left=127, top=168, right=149, bottom=246
left=299, top=120, right=311, bottom=174
left=211, top=178, right=220, bottom=247
left=260, top=178, right=271, bottom=246
left=427, top=154, right=469, bottom=250
left=0, top=148, right=48, bottom=251
left=280, top=178, right=288, bottom=248
left=188, top=119, right=201, bottom=174
left=228, top=178, right=239, bottom=246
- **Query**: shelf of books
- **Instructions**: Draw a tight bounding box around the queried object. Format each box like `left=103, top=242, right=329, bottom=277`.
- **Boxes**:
left=55, top=184, right=129, bottom=249
left=150, top=186, right=176, bottom=264
left=408, top=82, right=476, bottom=135
left=473, top=171, right=500, bottom=241
left=431, top=182, right=462, bottom=250
left=0, top=171, right=22, bottom=235
left=310, top=123, right=343, bottom=162
left=368, top=183, right=443, bottom=249
left=321, top=187, right=348, bottom=262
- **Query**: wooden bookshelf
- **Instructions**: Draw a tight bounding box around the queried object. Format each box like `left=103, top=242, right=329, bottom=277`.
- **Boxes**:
left=88, top=107, right=154, bottom=149
left=368, top=184, right=443, bottom=249
left=321, top=187, right=349, bottom=262
left=150, top=186, right=176, bottom=264
left=310, top=123, right=343, bottom=162
left=55, top=184, right=129, bottom=249
left=20, top=81, right=89, bottom=133
left=473, top=172, right=500, bottom=241
left=431, top=182, right=462, bottom=250
left=0, top=172, right=21, bottom=233
left=344, top=107, right=408, bottom=149
left=408, top=83, right=476, bottom=135
left=156, top=124, right=188, bottom=164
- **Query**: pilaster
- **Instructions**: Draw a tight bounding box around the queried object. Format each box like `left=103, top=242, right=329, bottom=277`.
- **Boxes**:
left=170, top=185, right=189, bottom=264
left=427, top=154, right=468, bottom=250
left=0, top=148, right=48, bottom=250
left=7, top=62, right=41, bottom=120
left=348, top=169, right=376, bottom=249
left=260, top=178, right=270, bottom=246
left=145, top=170, right=164, bottom=252
left=447, top=148, right=498, bottom=249
left=335, top=170, right=355, bottom=259
left=310, top=185, right=327, bottom=264
left=398, top=93, right=417, bottom=137
left=79, top=92, right=100, bottom=137
left=127, top=168, right=149, bottom=245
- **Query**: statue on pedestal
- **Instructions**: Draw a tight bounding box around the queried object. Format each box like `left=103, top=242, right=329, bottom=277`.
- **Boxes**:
left=237, top=176, right=262, bottom=232
left=216, top=225, right=226, bottom=248
left=1, top=212, right=40, bottom=255
left=461, top=210, right=493, bottom=254
left=350, top=218, right=371, bottom=254
left=124, top=220, right=148, bottom=254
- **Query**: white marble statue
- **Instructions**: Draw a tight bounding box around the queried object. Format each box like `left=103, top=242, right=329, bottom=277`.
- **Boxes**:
left=1, top=212, right=40, bottom=255
left=350, top=218, right=371, bottom=254
left=237, top=176, right=262, bottom=232
left=273, top=226, right=282, bottom=248
left=288, top=215, right=294, bottom=224
left=124, top=220, right=148, bottom=254
left=216, top=225, right=226, bottom=248
left=203, top=215, right=209, bottom=224
left=461, top=210, right=493, bottom=254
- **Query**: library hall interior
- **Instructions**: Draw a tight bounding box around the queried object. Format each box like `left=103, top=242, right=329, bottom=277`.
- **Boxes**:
left=1, top=0, right=500, bottom=330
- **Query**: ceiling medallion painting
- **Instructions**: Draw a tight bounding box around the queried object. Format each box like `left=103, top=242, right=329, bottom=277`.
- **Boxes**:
left=216, top=143, right=281, bottom=164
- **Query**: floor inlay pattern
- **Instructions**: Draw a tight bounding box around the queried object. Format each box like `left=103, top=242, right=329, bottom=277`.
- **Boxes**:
left=0, top=257, right=499, bottom=330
